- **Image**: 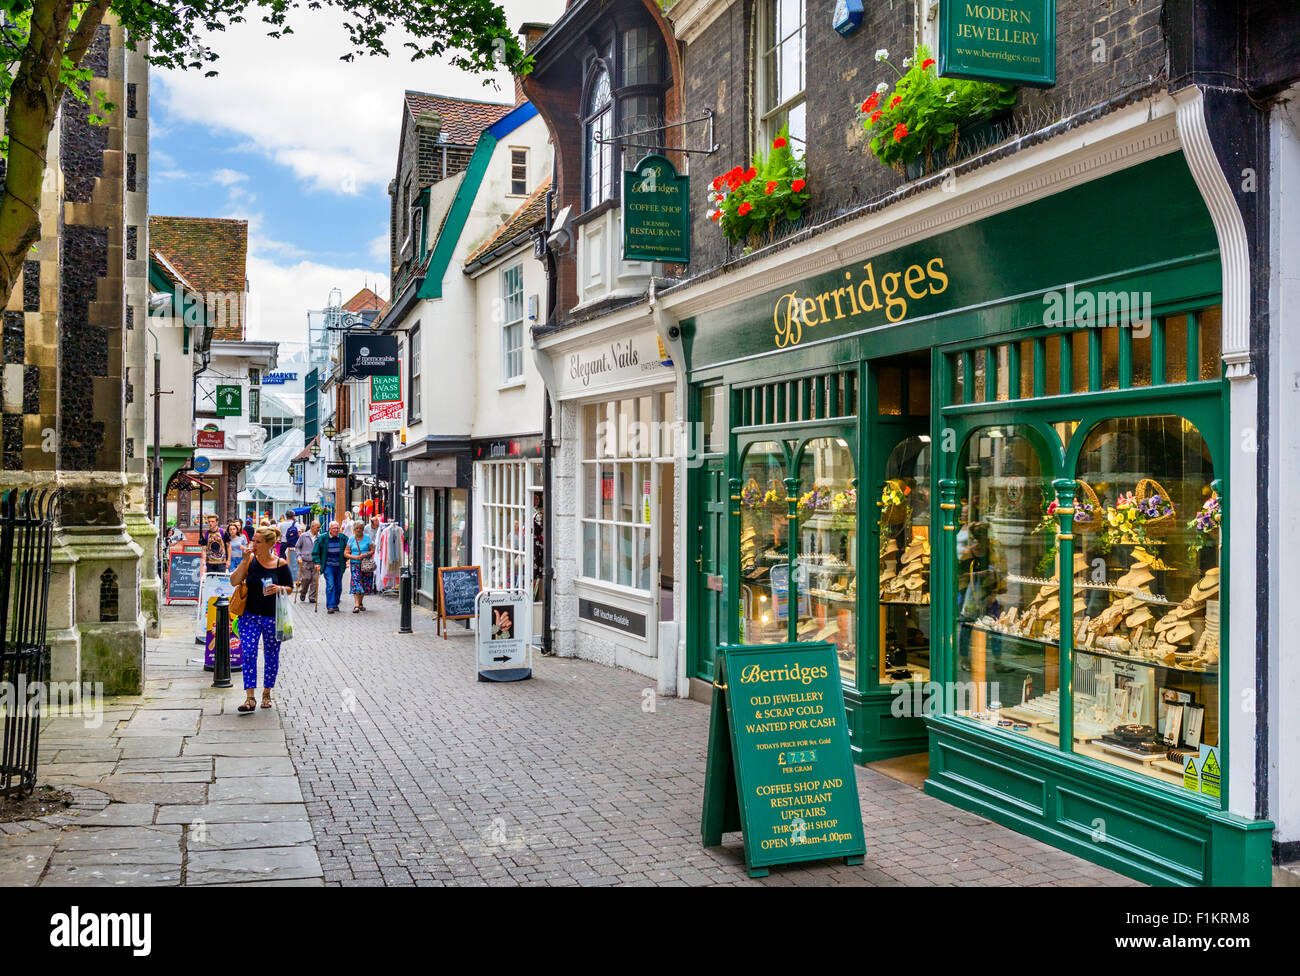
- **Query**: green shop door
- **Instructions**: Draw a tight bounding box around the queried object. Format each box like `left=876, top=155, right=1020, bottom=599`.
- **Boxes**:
left=691, top=458, right=727, bottom=681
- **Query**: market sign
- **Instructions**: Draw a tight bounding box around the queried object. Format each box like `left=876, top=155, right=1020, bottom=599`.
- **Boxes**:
left=368, top=371, right=402, bottom=432
left=622, top=154, right=690, bottom=264
left=702, top=642, right=866, bottom=877
left=195, top=424, right=225, bottom=450
left=215, top=384, right=242, bottom=417
left=938, top=0, right=1056, bottom=88
left=263, top=371, right=298, bottom=384
left=343, top=333, right=399, bottom=378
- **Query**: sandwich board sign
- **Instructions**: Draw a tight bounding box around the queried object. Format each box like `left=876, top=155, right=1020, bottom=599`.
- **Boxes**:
left=436, top=565, right=481, bottom=638
left=474, top=588, right=532, bottom=682
left=701, top=641, right=866, bottom=877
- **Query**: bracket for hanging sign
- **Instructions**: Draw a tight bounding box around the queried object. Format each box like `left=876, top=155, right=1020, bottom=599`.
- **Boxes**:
left=595, top=108, right=719, bottom=156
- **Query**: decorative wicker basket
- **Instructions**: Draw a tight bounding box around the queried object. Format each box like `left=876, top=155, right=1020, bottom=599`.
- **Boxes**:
left=879, top=478, right=911, bottom=526
left=1136, top=477, right=1177, bottom=536
left=1073, top=478, right=1101, bottom=533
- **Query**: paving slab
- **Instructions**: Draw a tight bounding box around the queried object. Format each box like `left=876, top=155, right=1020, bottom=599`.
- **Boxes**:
left=182, top=740, right=290, bottom=758
left=91, top=781, right=207, bottom=805
left=186, top=845, right=322, bottom=885
left=200, top=712, right=283, bottom=731
left=118, top=709, right=201, bottom=737
left=189, top=820, right=315, bottom=850
left=208, top=776, right=303, bottom=804
left=214, top=757, right=296, bottom=778
left=155, top=803, right=310, bottom=825
left=45, top=803, right=157, bottom=827
left=49, top=746, right=122, bottom=763
left=40, top=858, right=182, bottom=886
left=0, top=844, right=54, bottom=886
left=53, top=825, right=182, bottom=853
left=118, top=736, right=186, bottom=759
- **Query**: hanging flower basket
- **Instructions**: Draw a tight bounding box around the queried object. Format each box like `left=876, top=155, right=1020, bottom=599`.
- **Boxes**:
left=1187, top=491, right=1221, bottom=558
left=707, top=126, right=811, bottom=249
left=878, top=479, right=912, bottom=526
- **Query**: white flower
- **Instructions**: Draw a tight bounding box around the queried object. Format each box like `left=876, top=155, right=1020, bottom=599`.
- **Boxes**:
left=945, top=91, right=957, bottom=103
left=903, top=57, right=912, bottom=68
left=876, top=82, right=889, bottom=94
left=874, top=48, right=889, bottom=62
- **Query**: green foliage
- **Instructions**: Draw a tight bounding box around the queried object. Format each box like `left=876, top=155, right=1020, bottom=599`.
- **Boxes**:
left=858, top=45, right=1015, bottom=174
left=707, top=126, right=810, bottom=248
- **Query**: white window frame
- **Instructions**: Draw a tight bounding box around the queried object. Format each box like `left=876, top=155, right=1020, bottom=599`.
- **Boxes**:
left=408, top=324, right=422, bottom=422
left=509, top=147, right=529, bottom=196
left=578, top=390, right=675, bottom=593
left=756, top=0, right=807, bottom=151
left=501, top=263, right=524, bottom=383
left=479, top=460, right=531, bottom=590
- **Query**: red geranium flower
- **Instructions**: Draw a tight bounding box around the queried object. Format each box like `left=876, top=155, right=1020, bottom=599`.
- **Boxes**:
left=710, top=211, right=721, bottom=222
left=862, top=93, right=879, bottom=113
left=745, top=166, right=757, bottom=181
left=921, top=58, right=936, bottom=70
left=773, top=136, right=787, bottom=149
left=791, top=178, right=805, bottom=193
left=765, top=180, right=777, bottom=195
left=712, top=175, right=723, bottom=190
left=889, top=95, right=902, bottom=108
left=737, top=201, right=753, bottom=216
left=893, top=123, right=908, bottom=142
left=870, top=110, right=882, bottom=123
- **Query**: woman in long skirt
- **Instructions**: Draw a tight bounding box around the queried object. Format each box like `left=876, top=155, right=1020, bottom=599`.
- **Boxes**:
left=346, top=521, right=375, bottom=612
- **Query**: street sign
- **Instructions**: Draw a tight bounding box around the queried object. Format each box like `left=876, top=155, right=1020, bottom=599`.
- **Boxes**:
left=192, top=456, right=211, bottom=474
left=623, top=154, right=690, bottom=263
left=215, top=384, right=242, bottom=417
left=701, top=641, right=866, bottom=877
left=938, top=0, right=1056, bottom=88
left=475, top=588, right=532, bottom=682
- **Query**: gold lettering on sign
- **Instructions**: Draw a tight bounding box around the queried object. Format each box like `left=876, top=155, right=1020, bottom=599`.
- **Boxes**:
left=770, top=257, right=949, bottom=348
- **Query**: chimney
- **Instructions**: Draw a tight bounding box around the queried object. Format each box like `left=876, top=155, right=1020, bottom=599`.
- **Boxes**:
left=514, top=22, right=552, bottom=106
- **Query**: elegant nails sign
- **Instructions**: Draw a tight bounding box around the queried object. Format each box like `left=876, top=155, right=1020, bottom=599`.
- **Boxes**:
left=938, top=0, right=1056, bottom=87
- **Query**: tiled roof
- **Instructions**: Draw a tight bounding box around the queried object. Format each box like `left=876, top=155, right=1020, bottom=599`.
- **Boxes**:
left=343, top=288, right=387, bottom=314
left=148, top=216, right=248, bottom=341
left=465, top=177, right=551, bottom=266
left=403, top=91, right=513, bottom=147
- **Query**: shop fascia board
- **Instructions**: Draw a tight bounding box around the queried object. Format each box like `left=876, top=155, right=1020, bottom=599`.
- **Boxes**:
left=655, top=93, right=1187, bottom=326
left=531, top=298, right=661, bottom=404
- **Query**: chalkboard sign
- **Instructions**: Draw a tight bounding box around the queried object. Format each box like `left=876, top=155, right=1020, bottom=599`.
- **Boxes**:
left=437, top=565, right=481, bottom=638
left=701, top=642, right=866, bottom=877
left=166, top=551, right=205, bottom=604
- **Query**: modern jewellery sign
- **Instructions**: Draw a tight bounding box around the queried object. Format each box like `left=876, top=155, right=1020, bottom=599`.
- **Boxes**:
left=938, top=0, right=1056, bottom=88
left=622, top=154, right=690, bottom=264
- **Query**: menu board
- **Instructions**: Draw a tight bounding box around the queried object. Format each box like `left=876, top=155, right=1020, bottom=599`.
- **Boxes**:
left=438, top=566, right=481, bottom=619
left=701, top=642, right=866, bottom=877
left=166, top=551, right=204, bottom=603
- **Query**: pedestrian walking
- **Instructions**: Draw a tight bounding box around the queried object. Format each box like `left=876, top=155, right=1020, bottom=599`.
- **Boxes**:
left=201, top=515, right=228, bottom=574
left=346, top=521, right=375, bottom=612
left=313, top=520, right=347, bottom=613
left=340, top=510, right=354, bottom=539
left=283, top=513, right=301, bottom=584
left=296, top=520, right=319, bottom=603
left=230, top=525, right=293, bottom=713
left=227, top=520, right=247, bottom=564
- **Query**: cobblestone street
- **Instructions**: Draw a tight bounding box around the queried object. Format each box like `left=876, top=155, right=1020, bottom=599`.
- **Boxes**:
left=273, top=595, right=1135, bottom=887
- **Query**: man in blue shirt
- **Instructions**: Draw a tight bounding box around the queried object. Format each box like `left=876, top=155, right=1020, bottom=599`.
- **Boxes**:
left=312, top=520, right=347, bottom=613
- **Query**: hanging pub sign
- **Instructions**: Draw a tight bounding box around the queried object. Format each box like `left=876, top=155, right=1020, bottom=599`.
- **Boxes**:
left=702, top=641, right=866, bottom=877
left=342, top=333, right=400, bottom=378
left=215, top=384, right=242, bottom=417
left=368, top=372, right=403, bottom=432
left=937, top=0, right=1056, bottom=88
left=326, top=462, right=349, bottom=479
left=195, top=424, right=225, bottom=450
left=622, top=154, right=690, bottom=264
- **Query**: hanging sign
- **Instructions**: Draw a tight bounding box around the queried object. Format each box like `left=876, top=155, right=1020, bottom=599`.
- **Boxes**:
left=326, top=462, right=349, bottom=479
left=214, top=385, right=242, bottom=417
left=369, top=371, right=403, bottom=432
left=701, top=642, right=866, bottom=877
left=343, top=333, right=400, bottom=378
left=938, top=0, right=1056, bottom=88
left=195, top=424, right=225, bottom=450
left=474, top=589, right=532, bottom=682
left=622, top=154, right=690, bottom=264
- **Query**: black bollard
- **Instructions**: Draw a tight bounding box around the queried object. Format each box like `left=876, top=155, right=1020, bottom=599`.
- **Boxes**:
left=399, top=566, right=413, bottom=634
left=212, top=594, right=233, bottom=688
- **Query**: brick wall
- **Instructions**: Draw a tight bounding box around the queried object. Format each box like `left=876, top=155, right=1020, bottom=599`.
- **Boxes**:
left=682, top=0, right=1168, bottom=276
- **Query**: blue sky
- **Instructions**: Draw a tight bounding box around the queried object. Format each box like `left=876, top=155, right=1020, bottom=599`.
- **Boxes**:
left=149, top=2, right=564, bottom=345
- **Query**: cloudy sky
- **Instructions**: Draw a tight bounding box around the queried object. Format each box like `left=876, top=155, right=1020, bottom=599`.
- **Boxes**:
left=149, top=1, right=565, bottom=346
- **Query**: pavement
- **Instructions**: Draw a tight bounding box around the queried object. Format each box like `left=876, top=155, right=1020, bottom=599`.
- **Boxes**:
left=1, top=593, right=1140, bottom=887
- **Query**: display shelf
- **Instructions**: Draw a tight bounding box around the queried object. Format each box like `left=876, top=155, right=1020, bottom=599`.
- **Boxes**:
left=1073, top=643, right=1217, bottom=676
left=962, top=621, right=1061, bottom=652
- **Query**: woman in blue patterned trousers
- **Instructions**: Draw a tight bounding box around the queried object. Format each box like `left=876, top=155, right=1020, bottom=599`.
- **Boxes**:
left=230, top=525, right=294, bottom=713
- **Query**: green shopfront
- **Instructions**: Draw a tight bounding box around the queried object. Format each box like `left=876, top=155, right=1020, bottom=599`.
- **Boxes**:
left=669, top=127, right=1273, bottom=885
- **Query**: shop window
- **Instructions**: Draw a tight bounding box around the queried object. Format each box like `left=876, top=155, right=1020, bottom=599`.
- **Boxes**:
left=480, top=461, right=530, bottom=590
left=580, top=397, right=665, bottom=589
left=758, top=0, right=806, bottom=150
left=701, top=386, right=726, bottom=455
left=738, top=370, right=856, bottom=427
left=1071, top=416, right=1219, bottom=791
left=795, top=438, right=857, bottom=682
left=954, top=425, right=1061, bottom=747
left=879, top=435, right=932, bottom=687
left=739, top=440, right=790, bottom=644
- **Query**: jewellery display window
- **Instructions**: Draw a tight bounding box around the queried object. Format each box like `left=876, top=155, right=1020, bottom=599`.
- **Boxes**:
left=739, top=440, right=790, bottom=644
left=794, top=438, right=857, bottom=682
left=878, top=434, right=932, bottom=686
left=1068, top=415, right=1219, bottom=787
left=954, top=424, right=1063, bottom=747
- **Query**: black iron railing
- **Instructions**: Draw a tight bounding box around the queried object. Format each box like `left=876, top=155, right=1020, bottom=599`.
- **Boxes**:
left=0, top=489, right=58, bottom=798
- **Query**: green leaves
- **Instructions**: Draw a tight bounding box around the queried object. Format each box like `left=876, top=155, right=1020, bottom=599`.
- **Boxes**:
left=708, top=126, right=812, bottom=247
left=857, top=44, right=1015, bottom=174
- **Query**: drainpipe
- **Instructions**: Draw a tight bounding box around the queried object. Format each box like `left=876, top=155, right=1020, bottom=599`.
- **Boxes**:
left=541, top=392, right=554, bottom=656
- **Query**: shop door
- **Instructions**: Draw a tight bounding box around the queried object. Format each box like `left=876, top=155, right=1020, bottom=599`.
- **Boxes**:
left=691, top=458, right=726, bottom=680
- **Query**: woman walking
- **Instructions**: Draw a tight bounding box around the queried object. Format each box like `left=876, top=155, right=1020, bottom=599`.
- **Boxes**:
left=227, top=521, right=247, bottom=564
left=346, top=521, right=375, bottom=612
left=230, top=525, right=293, bottom=713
